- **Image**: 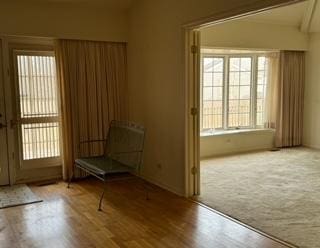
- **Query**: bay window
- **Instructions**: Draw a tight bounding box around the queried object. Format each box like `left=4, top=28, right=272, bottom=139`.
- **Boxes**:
left=201, top=52, right=269, bottom=133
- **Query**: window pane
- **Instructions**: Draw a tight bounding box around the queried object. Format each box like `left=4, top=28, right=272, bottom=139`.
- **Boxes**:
left=256, top=56, right=269, bottom=127
left=213, top=73, right=223, bottom=86
left=203, top=87, right=213, bottom=101
left=17, top=55, right=58, bottom=118
left=202, top=56, right=224, bottom=130
left=228, top=114, right=238, bottom=127
left=258, top=57, right=266, bottom=70
left=213, top=58, right=224, bottom=72
left=229, top=72, right=239, bottom=86
left=257, top=112, right=263, bottom=126
left=230, top=58, right=240, bottom=71
left=257, top=99, right=265, bottom=112
left=229, top=86, right=239, bottom=99
left=22, top=122, right=60, bottom=160
left=213, top=101, right=223, bottom=115
left=257, top=73, right=266, bottom=85
left=202, top=115, right=212, bottom=129
left=239, top=114, right=250, bottom=126
left=204, top=58, right=214, bottom=72
left=203, top=101, right=213, bottom=115
left=240, top=72, right=251, bottom=85
left=239, top=100, right=250, bottom=113
left=257, top=85, right=266, bottom=99
left=240, top=57, right=252, bottom=71
left=228, top=100, right=239, bottom=114
left=213, top=87, right=223, bottom=101
left=240, top=86, right=250, bottom=100
left=204, top=73, right=213, bottom=86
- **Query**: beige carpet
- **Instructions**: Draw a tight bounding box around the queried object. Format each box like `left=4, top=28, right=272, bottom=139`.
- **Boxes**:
left=197, top=147, right=320, bottom=248
left=0, top=184, right=42, bottom=209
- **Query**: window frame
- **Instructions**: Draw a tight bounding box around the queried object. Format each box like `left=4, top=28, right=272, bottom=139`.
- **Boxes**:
left=200, top=52, right=268, bottom=132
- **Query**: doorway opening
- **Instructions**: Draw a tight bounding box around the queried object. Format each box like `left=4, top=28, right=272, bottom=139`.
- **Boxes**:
left=185, top=0, right=319, bottom=247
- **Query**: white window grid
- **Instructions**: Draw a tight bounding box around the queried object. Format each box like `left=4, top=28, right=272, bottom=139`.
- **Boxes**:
left=200, top=53, right=268, bottom=132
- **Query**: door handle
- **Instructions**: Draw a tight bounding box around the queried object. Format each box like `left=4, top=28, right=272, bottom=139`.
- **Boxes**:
left=0, top=123, right=7, bottom=129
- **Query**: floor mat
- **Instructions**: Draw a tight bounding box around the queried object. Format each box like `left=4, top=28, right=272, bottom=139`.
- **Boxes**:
left=0, top=184, right=42, bottom=209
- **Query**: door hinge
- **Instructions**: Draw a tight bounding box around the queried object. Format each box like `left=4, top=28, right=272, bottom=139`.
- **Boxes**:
left=191, top=45, right=198, bottom=54
left=191, top=167, right=197, bottom=175
left=191, top=107, right=198, bottom=116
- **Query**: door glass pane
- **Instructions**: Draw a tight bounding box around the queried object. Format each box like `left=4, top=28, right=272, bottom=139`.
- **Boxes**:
left=18, top=55, right=58, bottom=118
left=22, top=123, right=60, bottom=160
left=16, top=54, right=60, bottom=161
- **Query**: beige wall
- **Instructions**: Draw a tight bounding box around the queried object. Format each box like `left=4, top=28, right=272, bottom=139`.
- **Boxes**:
left=303, top=33, right=320, bottom=149
left=200, top=130, right=275, bottom=158
left=128, top=0, right=299, bottom=195
left=0, top=2, right=128, bottom=42
left=201, top=20, right=309, bottom=50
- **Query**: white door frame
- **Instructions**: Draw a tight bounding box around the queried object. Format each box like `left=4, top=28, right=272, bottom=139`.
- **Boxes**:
left=0, top=36, right=59, bottom=184
left=0, top=39, right=10, bottom=185
left=184, top=0, right=305, bottom=197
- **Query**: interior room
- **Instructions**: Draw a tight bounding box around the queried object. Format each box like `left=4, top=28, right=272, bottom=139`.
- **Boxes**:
left=0, top=0, right=319, bottom=247
left=197, top=1, right=320, bottom=247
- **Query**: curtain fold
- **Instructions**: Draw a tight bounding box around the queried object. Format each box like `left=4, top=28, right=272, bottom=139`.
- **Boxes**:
left=55, top=39, right=128, bottom=180
left=264, top=52, right=280, bottom=129
left=275, top=51, right=305, bottom=148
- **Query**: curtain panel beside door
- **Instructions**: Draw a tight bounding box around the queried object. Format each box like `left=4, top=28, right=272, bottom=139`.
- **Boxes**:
left=55, top=39, right=128, bottom=180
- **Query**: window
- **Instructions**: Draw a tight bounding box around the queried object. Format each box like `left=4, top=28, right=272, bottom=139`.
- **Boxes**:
left=201, top=53, right=269, bottom=133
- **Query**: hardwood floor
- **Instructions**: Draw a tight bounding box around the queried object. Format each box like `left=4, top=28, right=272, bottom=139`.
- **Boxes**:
left=0, top=178, right=290, bottom=248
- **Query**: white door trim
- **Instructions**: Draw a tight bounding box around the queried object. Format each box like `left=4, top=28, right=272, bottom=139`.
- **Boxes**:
left=183, top=0, right=305, bottom=197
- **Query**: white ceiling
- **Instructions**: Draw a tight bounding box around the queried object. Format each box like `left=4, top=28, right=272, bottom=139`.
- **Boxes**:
left=235, top=0, right=320, bottom=33
left=310, top=1, right=320, bottom=32
left=244, top=1, right=309, bottom=27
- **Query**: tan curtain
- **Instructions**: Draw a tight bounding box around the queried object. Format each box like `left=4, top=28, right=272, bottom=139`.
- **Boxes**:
left=275, top=51, right=305, bottom=147
left=55, top=39, right=128, bottom=180
left=264, top=52, right=280, bottom=129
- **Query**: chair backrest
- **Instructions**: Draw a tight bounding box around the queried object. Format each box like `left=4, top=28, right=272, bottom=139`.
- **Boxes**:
left=105, top=120, right=146, bottom=169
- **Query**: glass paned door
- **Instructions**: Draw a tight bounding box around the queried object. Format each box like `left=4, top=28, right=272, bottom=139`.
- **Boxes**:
left=13, top=51, right=61, bottom=169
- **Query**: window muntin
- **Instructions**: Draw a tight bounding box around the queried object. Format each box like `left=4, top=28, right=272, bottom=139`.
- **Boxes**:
left=256, top=56, right=268, bottom=126
left=202, top=57, right=224, bottom=129
left=228, top=57, right=252, bottom=128
left=201, top=54, right=269, bottom=132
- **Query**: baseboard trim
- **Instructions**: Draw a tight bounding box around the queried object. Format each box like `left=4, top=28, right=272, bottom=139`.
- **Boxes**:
left=139, top=174, right=184, bottom=196
left=200, top=147, right=273, bottom=160
left=189, top=199, right=297, bottom=248
left=302, top=143, right=320, bottom=150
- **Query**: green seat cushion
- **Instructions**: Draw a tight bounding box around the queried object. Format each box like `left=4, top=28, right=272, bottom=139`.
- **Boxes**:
left=75, top=156, right=134, bottom=176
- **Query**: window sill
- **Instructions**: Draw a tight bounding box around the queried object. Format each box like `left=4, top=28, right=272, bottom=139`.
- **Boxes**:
left=200, top=128, right=275, bottom=137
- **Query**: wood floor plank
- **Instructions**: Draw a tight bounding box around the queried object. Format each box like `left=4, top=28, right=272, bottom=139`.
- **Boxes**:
left=0, top=178, right=291, bottom=248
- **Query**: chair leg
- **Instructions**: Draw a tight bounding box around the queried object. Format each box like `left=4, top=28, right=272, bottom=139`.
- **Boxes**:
left=98, top=181, right=107, bottom=211
left=67, top=170, right=74, bottom=189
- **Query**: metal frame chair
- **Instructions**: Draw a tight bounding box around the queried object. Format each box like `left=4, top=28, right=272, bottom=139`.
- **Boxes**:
left=68, top=120, right=146, bottom=211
